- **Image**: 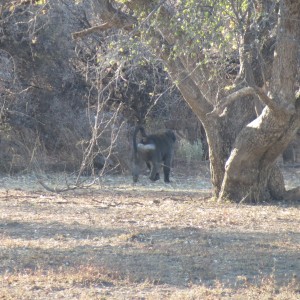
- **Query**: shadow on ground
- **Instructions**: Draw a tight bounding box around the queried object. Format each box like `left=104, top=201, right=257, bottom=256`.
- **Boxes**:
left=1, top=218, right=299, bottom=288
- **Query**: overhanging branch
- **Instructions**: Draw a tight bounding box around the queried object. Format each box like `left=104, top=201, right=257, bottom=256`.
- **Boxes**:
left=208, top=86, right=293, bottom=117
left=72, top=23, right=110, bottom=39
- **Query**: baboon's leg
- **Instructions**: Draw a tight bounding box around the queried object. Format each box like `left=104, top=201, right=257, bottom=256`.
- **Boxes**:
left=163, top=166, right=171, bottom=183
left=163, top=158, right=172, bottom=183
left=146, top=162, right=151, bottom=171
left=149, top=161, right=160, bottom=181
left=132, top=160, right=140, bottom=183
left=146, top=162, right=160, bottom=180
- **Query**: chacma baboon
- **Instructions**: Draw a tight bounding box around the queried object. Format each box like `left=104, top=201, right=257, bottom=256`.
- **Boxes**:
left=132, top=126, right=176, bottom=183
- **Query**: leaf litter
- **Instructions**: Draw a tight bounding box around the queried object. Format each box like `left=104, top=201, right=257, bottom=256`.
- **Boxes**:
left=0, top=166, right=299, bottom=299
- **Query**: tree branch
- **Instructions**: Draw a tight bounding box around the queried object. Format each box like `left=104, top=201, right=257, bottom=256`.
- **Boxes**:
left=37, top=180, right=78, bottom=193
left=72, top=23, right=110, bottom=39
left=208, top=85, right=292, bottom=117
left=72, top=0, right=137, bottom=39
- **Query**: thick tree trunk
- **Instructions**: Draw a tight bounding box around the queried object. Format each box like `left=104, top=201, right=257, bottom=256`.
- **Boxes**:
left=219, top=106, right=300, bottom=201
left=218, top=0, right=300, bottom=201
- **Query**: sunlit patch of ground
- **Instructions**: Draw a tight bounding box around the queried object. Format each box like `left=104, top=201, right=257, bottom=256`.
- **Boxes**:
left=0, top=166, right=299, bottom=299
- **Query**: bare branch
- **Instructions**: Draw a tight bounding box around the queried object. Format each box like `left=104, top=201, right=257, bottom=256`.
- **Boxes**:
left=72, top=23, right=110, bottom=39
left=252, top=86, right=275, bottom=108
left=208, top=86, right=288, bottom=117
left=72, top=0, right=137, bottom=39
left=37, top=180, right=78, bottom=193
left=207, top=87, right=256, bottom=116
left=38, top=177, right=100, bottom=193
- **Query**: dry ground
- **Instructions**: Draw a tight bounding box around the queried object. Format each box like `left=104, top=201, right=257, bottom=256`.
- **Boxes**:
left=0, top=166, right=299, bottom=299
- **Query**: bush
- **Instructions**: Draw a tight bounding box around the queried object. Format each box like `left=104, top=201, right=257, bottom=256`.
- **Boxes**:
left=177, top=139, right=203, bottom=165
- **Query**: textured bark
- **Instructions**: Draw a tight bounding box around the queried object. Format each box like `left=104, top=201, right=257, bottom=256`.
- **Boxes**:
left=220, top=106, right=300, bottom=201
left=219, top=0, right=300, bottom=201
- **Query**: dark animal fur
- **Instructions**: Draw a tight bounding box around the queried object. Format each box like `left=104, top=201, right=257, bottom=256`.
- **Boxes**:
left=132, top=126, right=176, bottom=183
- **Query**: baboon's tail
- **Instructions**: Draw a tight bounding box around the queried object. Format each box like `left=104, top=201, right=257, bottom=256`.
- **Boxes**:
left=133, top=126, right=146, bottom=156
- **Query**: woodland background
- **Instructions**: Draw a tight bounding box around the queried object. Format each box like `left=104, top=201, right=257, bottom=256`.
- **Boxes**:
left=0, top=0, right=208, bottom=177
left=0, top=0, right=299, bottom=179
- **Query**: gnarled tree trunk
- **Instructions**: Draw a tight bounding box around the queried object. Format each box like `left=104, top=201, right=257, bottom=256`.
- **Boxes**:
left=218, top=0, right=300, bottom=201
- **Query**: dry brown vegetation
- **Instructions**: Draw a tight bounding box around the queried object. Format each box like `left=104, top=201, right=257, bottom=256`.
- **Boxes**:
left=0, top=167, right=299, bottom=299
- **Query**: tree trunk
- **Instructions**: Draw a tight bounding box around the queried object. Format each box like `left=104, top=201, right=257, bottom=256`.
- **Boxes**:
left=218, top=0, right=300, bottom=201
left=219, top=106, right=299, bottom=201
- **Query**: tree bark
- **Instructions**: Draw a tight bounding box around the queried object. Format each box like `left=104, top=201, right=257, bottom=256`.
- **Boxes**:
left=219, top=0, right=300, bottom=201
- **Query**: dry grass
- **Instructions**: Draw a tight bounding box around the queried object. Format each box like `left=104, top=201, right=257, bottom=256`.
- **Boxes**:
left=0, top=171, right=299, bottom=299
